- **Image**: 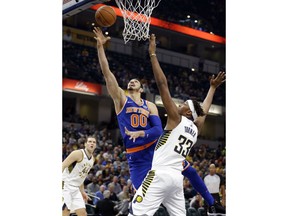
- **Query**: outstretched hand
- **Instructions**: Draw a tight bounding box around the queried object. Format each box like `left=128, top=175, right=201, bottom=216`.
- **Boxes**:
left=210, top=71, right=226, bottom=88
left=149, top=34, right=157, bottom=55
left=124, top=127, right=144, bottom=142
left=93, top=27, right=111, bottom=47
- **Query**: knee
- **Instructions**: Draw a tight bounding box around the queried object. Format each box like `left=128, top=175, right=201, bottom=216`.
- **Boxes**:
left=76, top=210, right=87, bottom=216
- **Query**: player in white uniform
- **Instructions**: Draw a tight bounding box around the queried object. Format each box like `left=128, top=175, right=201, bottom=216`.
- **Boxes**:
left=62, top=136, right=97, bottom=216
left=128, top=34, right=226, bottom=216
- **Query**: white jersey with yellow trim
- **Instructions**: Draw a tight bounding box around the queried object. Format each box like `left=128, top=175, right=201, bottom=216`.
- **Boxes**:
left=151, top=116, right=198, bottom=171
left=62, top=149, right=94, bottom=187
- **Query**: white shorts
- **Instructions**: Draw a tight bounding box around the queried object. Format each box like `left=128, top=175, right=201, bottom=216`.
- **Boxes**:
left=129, top=169, right=185, bottom=216
left=62, top=184, right=85, bottom=212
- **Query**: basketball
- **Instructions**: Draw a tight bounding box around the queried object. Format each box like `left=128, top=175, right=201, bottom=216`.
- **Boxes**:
left=95, top=5, right=117, bottom=27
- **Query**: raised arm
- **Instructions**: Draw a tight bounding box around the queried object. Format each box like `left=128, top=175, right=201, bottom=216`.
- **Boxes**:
left=93, top=27, right=126, bottom=113
left=149, top=34, right=181, bottom=129
left=195, top=71, right=226, bottom=134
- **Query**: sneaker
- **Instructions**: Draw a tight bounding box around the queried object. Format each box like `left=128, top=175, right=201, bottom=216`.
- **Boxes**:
left=208, top=201, right=226, bottom=216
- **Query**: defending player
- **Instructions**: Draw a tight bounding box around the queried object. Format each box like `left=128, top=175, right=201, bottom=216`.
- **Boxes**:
left=93, top=27, right=225, bottom=214
left=128, top=34, right=225, bottom=216
left=62, top=136, right=97, bottom=216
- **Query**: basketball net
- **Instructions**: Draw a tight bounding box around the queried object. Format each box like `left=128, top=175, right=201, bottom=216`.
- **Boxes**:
left=115, top=0, right=162, bottom=44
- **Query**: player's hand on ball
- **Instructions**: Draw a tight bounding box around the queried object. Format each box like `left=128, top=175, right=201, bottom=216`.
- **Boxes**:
left=93, top=27, right=111, bottom=47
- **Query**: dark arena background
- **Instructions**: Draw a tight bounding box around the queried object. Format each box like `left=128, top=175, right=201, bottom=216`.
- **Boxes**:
left=62, top=0, right=226, bottom=215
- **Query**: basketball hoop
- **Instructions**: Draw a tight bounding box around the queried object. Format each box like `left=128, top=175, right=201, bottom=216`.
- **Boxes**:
left=114, top=0, right=162, bottom=44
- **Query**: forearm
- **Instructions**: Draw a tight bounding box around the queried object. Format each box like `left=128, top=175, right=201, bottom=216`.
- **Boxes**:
left=144, top=115, right=163, bottom=140
left=79, top=184, right=85, bottom=194
left=143, top=124, right=162, bottom=141
left=97, top=44, right=110, bottom=76
left=126, top=125, right=162, bottom=144
left=201, top=86, right=216, bottom=114
left=97, top=44, right=122, bottom=100
left=150, top=55, right=168, bottom=88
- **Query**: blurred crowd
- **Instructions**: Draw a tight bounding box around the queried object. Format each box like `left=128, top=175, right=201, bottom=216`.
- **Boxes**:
left=63, top=40, right=225, bottom=106
left=63, top=1, right=226, bottom=215
left=62, top=116, right=226, bottom=215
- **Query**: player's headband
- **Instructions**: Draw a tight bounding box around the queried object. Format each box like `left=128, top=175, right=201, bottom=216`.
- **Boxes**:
left=187, top=100, right=198, bottom=121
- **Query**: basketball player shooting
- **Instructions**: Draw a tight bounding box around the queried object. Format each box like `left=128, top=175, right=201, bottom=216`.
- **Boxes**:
left=93, top=26, right=163, bottom=191
left=128, top=34, right=225, bottom=216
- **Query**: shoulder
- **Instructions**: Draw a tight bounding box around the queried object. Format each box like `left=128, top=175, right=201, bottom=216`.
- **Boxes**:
left=73, top=149, right=84, bottom=162
left=146, top=100, right=158, bottom=114
left=203, top=174, right=209, bottom=180
left=69, top=149, right=83, bottom=157
left=215, top=173, right=225, bottom=182
left=215, top=173, right=223, bottom=179
left=146, top=100, right=156, bottom=107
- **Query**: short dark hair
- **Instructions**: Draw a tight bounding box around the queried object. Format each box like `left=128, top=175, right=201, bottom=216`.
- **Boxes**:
left=193, top=100, right=205, bottom=118
left=85, top=135, right=96, bottom=143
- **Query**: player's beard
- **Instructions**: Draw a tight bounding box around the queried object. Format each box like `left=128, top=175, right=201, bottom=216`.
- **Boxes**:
left=127, top=86, right=140, bottom=92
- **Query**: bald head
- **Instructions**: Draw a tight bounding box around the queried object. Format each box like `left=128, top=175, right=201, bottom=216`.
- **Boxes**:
left=103, top=190, right=111, bottom=199
left=100, top=185, right=106, bottom=192
left=209, top=163, right=216, bottom=175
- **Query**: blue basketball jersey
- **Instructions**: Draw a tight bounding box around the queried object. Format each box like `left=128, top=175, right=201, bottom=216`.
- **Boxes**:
left=117, top=96, right=161, bottom=189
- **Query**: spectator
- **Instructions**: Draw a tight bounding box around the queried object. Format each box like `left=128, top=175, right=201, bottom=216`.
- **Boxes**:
left=118, top=169, right=129, bottom=182
left=102, top=165, right=113, bottom=184
left=119, top=177, right=127, bottom=189
left=108, top=184, right=119, bottom=202
left=108, top=176, right=122, bottom=195
left=114, top=164, right=122, bottom=176
left=95, top=190, right=118, bottom=216
left=126, top=179, right=134, bottom=198
left=84, top=172, right=94, bottom=186
left=86, top=176, right=100, bottom=195
left=117, top=185, right=130, bottom=201
left=183, top=178, right=194, bottom=200
left=115, top=185, right=130, bottom=216
left=141, top=78, right=151, bottom=93
left=190, top=193, right=203, bottom=210
left=93, top=184, right=106, bottom=205
left=203, top=163, right=226, bottom=211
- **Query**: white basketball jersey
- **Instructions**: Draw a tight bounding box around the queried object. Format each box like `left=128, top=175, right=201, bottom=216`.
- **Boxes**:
left=63, top=149, right=94, bottom=187
left=151, top=116, right=198, bottom=171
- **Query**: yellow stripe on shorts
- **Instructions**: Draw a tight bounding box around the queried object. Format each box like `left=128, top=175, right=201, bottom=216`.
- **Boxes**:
left=142, top=170, right=155, bottom=197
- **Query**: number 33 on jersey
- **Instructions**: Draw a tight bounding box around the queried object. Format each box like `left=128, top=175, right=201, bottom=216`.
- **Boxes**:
left=151, top=116, right=198, bottom=171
